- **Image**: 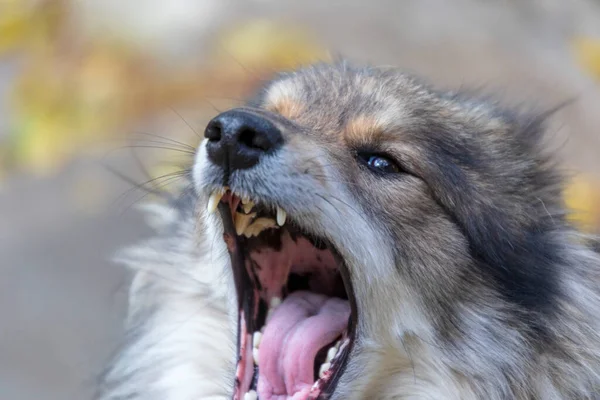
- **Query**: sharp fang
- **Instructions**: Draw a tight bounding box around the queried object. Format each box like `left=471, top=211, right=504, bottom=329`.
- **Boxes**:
left=241, top=196, right=250, bottom=204
left=244, top=390, right=258, bottom=400
left=276, top=207, right=287, bottom=226
left=235, top=212, right=256, bottom=235
left=326, top=347, right=337, bottom=362
left=270, top=297, right=282, bottom=308
left=207, top=190, right=224, bottom=213
left=253, top=331, right=262, bottom=349
left=319, top=362, right=331, bottom=378
left=253, top=348, right=260, bottom=365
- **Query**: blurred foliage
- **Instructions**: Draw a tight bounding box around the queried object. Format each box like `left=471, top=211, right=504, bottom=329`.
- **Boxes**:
left=570, top=36, right=600, bottom=232
left=573, top=37, right=600, bottom=79
left=564, top=174, right=600, bottom=232
left=0, top=0, right=598, bottom=232
left=0, top=0, right=327, bottom=176
left=0, top=0, right=64, bottom=54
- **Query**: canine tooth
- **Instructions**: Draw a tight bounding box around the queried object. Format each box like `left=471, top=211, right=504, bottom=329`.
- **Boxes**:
left=319, top=362, right=331, bottom=378
left=270, top=297, right=282, bottom=308
left=207, top=190, right=224, bottom=213
left=244, top=390, right=257, bottom=400
left=326, top=346, right=337, bottom=362
left=241, top=196, right=250, bottom=204
left=276, top=207, right=287, bottom=226
left=253, top=331, right=262, bottom=349
left=235, top=212, right=256, bottom=235
left=253, top=348, right=260, bottom=365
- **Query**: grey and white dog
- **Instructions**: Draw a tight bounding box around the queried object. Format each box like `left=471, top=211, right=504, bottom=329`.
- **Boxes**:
left=98, top=63, right=600, bottom=400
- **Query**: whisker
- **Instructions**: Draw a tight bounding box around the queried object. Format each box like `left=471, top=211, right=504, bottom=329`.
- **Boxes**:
left=103, top=162, right=171, bottom=200
left=129, top=146, right=155, bottom=185
left=170, top=107, right=201, bottom=138
left=110, top=169, right=188, bottom=211
left=119, top=175, right=187, bottom=215
left=131, top=139, right=197, bottom=152
left=115, top=145, right=196, bottom=155
left=203, top=98, right=224, bottom=115
left=133, top=131, right=197, bottom=150
left=315, top=192, right=371, bottom=227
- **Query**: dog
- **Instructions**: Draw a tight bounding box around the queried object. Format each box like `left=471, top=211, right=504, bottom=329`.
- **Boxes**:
left=97, top=62, right=600, bottom=399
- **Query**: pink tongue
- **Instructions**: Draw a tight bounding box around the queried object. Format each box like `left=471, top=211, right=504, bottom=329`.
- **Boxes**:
left=257, top=291, right=350, bottom=400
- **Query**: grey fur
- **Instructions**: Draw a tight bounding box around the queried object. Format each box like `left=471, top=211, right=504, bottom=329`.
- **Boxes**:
left=98, top=63, right=600, bottom=400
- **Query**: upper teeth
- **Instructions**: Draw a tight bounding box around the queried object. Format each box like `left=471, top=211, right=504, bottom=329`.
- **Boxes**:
left=244, top=217, right=277, bottom=238
left=235, top=212, right=256, bottom=235
left=242, top=201, right=255, bottom=214
left=207, top=189, right=225, bottom=214
left=207, top=188, right=288, bottom=237
left=276, top=207, right=287, bottom=226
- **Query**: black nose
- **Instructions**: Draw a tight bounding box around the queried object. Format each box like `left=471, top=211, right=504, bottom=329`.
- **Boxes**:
left=204, top=109, right=283, bottom=173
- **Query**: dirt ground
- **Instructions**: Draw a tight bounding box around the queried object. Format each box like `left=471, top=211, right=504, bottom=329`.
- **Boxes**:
left=1, top=1, right=600, bottom=399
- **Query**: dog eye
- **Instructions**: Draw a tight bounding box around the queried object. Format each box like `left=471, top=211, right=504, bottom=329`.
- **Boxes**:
left=358, top=153, right=401, bottom=174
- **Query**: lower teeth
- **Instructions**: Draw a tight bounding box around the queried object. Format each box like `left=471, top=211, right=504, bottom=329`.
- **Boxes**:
left=319, top=362, right=331, bottom=378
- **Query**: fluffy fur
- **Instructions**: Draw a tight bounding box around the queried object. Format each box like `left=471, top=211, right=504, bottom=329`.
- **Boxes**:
left=97, top=63, right=600, bottom=399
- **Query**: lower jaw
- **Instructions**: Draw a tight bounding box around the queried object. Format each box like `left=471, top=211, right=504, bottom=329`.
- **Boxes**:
left=216, top=201, right=357, bottom=400
left=233, top=291, right=355, bottom=400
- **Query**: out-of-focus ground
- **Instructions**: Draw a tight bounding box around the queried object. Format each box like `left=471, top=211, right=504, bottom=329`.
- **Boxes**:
left=1, top=1, right=600, bottom=399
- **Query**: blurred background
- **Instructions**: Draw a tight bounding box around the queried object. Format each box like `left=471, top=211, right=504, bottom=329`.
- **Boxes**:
left=1, top=0, right=600, bottom=399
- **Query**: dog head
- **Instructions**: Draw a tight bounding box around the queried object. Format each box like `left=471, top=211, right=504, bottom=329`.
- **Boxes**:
left=193, top=63, right=566, bottom=399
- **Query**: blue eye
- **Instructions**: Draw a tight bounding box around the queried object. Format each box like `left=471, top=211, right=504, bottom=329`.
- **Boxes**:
left=359, top=153, right=401, bottom=174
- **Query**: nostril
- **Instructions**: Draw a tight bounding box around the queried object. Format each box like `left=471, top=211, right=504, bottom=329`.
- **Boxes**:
left=204, top=109, right=283, bottom=172
left=205, top=121, right=222, bottom=142
left=238, top=128, right=256, bottom=148
left=238, top=127, right=271, bottom=151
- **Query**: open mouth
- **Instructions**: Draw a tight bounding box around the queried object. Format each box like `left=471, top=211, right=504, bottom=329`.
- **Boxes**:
left=207, top=188, right=357, bottom=400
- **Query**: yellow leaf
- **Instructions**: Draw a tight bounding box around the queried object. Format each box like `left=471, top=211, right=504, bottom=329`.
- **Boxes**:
left=217, top=20, right=329, bottom=72
left=573, top=37, right=600, bottom=79
left=0, top=9, right=30, bottom=54
left=11, top=109, right=78, bottom=175
left=564, top=174, right=600, bottom=232
left=0, top=0, right=68, bottom=55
